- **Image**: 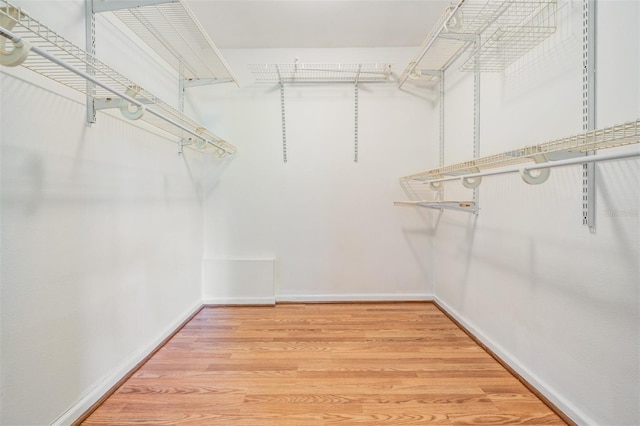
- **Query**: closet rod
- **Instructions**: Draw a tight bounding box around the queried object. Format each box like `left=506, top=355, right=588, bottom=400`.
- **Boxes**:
left=0, top=26, right=234, bottom=156
left=413, top=150, right=639, bottom=186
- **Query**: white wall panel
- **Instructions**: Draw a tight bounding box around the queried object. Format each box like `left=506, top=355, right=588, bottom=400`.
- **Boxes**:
left=203, top=258, right=275, bottom=304
left=0, top=1, right=209, bottom=424
left=433, top=1, right=640, bottom=425
left=196, top=48, right=437, bottom=303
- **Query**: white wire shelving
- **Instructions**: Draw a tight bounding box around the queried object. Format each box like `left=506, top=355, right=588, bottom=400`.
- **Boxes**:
left=93, top=0, right=238, bottom=84
left=249, top=63, right=392, bottom=83
left=0, top=1, right=236, bottom=155
left=248, top=62, right=392, bottom=164
left=397, top=119, right=640, bottom=212
left=399, top=0, right=557, bottom=86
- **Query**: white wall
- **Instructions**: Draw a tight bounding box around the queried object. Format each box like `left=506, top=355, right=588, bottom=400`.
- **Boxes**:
left=0, top=1, right=213, bottom=424
left=433, top=1, right=639, bottom=425
left=196, top=48, right=437, bottom=302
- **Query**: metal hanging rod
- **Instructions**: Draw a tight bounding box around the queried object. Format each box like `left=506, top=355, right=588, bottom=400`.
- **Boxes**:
left=396, top=149, right=638, bottom=213
left=408, top=149, right=639, bottom=188
left=0, top=16, right=236, bottom=155
left=404, top=119, right=640, bottom=182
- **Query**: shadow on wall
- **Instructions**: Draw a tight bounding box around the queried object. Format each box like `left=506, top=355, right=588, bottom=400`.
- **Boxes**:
left=401, top=207, right=438, bottom=287
left=433, top=212, right=479, bottom=310
left=1, top=72, right=208, bottom=212
left=201, top=152, right=235, bottom=200
left=504, top=0, right=581, bottom=99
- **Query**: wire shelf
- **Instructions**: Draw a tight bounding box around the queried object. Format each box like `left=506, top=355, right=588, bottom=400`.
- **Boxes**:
left=249, top=63, right=392, bottom=83
left=401, top=118, right=640, bottom=181
left=399, top=0, right=557, bottom=85
left=1, top=0, right=236, bottom=154
left=103, top=0, right=238, bottom=83
left=460, top=0, right=557, bottom=72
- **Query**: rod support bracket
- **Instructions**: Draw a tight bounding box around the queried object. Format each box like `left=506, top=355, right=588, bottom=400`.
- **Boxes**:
left=119, top=85, right=145, bottom=120
left=0, top=6, right=32, bottom=67
left=521, top=154, right=550, bottom=185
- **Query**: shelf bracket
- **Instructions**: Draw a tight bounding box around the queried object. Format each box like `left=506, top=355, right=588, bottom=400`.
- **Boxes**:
left=438, top=33, right=478, bottom=42
left=462, top=168, right=482, bottom=189
left=93, top=95, right=156, bottom=111
left=520, top=154, right=550, bottom=185
left=177, top=139, right=191, bottom=156
left=394, top=200, right=478, bottom=214
left=182, top=78, right=234, bottom=88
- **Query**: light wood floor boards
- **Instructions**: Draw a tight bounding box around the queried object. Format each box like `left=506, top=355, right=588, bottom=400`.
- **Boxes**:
left=82, top=303, right=568, bottom=425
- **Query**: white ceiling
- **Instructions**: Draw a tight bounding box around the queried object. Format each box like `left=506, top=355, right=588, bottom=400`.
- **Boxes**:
left=186, top=0, right=450, bottom=49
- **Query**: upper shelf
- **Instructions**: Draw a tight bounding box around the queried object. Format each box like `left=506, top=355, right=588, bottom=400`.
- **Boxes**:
left=401, top=119, right=640, bottom=182
left=399, top=0, right=557, bottom=86
left=93, top=0, right=238, bottom=84
left=0, top=0, right=236, bottom=154
left=248, top=63, right=392, bottom=83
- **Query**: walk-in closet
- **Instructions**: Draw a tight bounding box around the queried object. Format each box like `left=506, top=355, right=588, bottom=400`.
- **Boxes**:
left=1, top=0, right=638, bottom=424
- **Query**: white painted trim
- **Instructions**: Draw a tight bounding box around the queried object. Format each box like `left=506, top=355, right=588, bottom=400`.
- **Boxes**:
left=203, top=296, right=276, bottom=305
left=51, top=301, right=203, bottom=426
left=433, top=296, right=595, bottom=426
left=277, top=293, right=434, bottom=303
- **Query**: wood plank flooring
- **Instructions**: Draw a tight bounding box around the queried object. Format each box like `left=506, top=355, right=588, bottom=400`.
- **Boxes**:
left=82, top=303, right=568, bottom=425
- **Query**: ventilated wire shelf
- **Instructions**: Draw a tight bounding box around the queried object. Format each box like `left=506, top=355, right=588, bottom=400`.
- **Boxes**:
left=399, top=0, right=557, bottom=85
left=401, top=119, right=640, bottom=181
left=0, top=0, right=236, bottom=154
left=460, top=0, right=557, bottom=72
left=249, top=63, right=392, bottom=83
left=106, top=0, right=238, bottom=83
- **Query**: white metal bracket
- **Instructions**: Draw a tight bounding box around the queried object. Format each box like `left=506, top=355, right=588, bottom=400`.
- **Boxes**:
left=182, top=78, right=234, bottom=88
left=520, top=154, right=550, bottom=185
left=94, top=95, right=156, bottom=111
left=177, top=139, right=191, bottom=156
left=462, top=167, right=482, bottom=189
left=394, top=200, right=478, bottom=214
left=438, top=33, right=478, bottom=42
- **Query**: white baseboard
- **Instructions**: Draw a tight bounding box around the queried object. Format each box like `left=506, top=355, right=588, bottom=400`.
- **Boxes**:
left=203, top=296, right=276, bottom=305
left=277, top=293, right=434, bottom=303
left=433, top=296, right=594, bottom=426
left=51, top=301, right=203, bottom=426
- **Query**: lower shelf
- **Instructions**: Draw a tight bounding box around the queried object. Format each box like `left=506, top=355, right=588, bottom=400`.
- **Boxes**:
left=394, top=200, right=478, bottom=213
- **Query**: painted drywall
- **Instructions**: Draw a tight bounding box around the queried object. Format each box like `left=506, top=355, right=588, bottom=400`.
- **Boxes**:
left=432, top=1, right=639, bottom=425
left=0, top=1, right=214, bottom=424
left=202, top=258, right=276, bottom=304
left=195, top=48, right=438, bottom=302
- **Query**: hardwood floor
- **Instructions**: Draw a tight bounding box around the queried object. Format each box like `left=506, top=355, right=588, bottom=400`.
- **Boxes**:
left=82, top=303, right=568, bottom=425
